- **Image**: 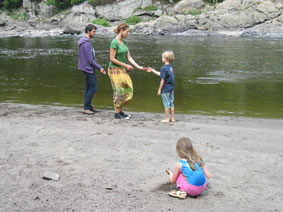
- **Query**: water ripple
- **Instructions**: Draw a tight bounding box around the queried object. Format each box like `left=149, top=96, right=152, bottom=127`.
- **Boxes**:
left=0, top=48, right=76, bottom=59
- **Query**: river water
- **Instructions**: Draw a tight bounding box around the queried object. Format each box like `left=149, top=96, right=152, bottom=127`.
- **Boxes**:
left=0, top=35, right=283, bottom=118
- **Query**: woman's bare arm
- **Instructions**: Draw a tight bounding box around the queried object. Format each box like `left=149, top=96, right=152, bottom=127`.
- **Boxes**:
left=127, top=50, right=146, bottom=71
left=110, top=48, right=133, bottom=71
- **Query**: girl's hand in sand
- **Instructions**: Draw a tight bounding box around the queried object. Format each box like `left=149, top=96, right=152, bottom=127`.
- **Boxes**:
left=166, top=168, right=172, bottom=175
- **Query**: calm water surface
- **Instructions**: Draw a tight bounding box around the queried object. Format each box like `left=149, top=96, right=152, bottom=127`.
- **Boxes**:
left=1, top=35, right=283, bottom=118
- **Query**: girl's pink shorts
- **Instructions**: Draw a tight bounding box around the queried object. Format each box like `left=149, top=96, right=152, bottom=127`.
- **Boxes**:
left=176, top=173, right=207, bottom=196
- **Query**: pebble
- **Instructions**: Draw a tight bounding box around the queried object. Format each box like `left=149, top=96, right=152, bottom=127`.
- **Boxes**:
left=42, top=171, right=59, bottom=181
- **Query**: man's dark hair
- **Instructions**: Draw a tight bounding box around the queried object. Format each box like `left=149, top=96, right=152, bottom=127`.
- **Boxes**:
left=85, top=24, right=97, bottom=33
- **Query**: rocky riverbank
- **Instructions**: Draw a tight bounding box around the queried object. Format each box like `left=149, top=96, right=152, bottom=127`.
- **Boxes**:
left=1, top=0, right=283, bottom=38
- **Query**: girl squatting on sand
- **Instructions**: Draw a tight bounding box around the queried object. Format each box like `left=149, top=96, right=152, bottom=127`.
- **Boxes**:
left=166, top=137, right=211, bottom=199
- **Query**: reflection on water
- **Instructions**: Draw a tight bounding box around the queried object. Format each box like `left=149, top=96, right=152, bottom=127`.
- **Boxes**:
left=0, top=36, right=283, bottom=118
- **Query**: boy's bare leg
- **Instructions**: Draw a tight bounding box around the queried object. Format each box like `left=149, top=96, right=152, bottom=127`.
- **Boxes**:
left=161, top=108, right=170, bottom=123
left=170, top=107, right=175, bottom=122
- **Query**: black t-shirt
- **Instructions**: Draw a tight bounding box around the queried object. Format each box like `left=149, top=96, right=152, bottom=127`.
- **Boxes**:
left=160, top=64, right=175, bottom=93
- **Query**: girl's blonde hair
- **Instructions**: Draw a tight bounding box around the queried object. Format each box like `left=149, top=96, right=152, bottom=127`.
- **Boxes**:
left=162, top=51, right=175, bottom=63
left=176, top=137, right=204, bottom=170
left=113, top=24, right=130, bottom=34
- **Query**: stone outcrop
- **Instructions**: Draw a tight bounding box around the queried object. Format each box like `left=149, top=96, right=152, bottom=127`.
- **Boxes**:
left=133, top=14, right=197, bottom=35
left=95, top=0, right=153, bottom=21
left=23, top=0, right=56, bottom=18
left=196, top=0, right=281, bottom=30
left=0, top=0, right=283, bottom=38
left=174, top=0, right=204, bottom=14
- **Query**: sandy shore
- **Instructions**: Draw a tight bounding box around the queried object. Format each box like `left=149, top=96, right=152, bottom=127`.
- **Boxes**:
left=0, top=103, right=282, bottom=212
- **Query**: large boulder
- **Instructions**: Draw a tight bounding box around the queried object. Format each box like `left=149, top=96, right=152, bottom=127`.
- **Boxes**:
left=62, top=1, right=96, bottom=24
left=196, top=0, right=282, bottom=30
left=132, top=14, right=197, bottom=35
left=63, top=25, right=82, bottom=35
left=38, top=0, right=57, bottom=17
left=241, top=15, right=283, bottom=38
left=174, top=0, right=204, bottom=14
left=95, top=0, right=152, bottom=20
left=72, top=1, right=95, bottom=15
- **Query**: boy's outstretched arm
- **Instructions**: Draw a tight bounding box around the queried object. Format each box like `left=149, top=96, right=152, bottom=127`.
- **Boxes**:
left=148, top=67, right=160, bottom=76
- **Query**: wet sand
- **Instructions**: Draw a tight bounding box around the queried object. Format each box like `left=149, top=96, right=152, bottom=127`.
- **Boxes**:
left=0, top=103, right=282, bottom=212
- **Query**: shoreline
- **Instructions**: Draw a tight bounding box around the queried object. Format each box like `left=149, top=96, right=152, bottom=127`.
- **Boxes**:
left=1, top=102, right=283, bottom=211
left=0, top=23, right=283, bottom=39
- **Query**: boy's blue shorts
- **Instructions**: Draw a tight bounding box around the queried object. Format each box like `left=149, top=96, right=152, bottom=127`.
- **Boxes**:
left=161, top=90, right=174, bottom=108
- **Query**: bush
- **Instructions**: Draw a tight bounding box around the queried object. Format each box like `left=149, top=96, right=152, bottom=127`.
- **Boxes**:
left=71, top=0, right=84, bottom=5
left=188, top=9, right=202, bottom=16
left=46, top=0, right=71, bottom=10
left=91, top=18, right=111, bottom=27
left=143, top=5, right=157, bottom=11
left=88, top=0, right=116, bottom=7
left=0, top=0, right=23, bottom=10
left=125, top=15, right=142, bottom=25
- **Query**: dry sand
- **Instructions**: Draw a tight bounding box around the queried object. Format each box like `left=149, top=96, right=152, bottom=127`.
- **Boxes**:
left=0, top=103, right=282, bottom=212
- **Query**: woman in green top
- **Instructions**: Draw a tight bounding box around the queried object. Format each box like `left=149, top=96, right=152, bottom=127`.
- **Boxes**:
left=108, top=24, right=147, bottom=119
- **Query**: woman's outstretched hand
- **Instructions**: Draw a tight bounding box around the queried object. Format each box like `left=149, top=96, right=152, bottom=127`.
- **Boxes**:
left=137, top=66, right=148, bottom=71
left=146, top=67, right=153, bottom=72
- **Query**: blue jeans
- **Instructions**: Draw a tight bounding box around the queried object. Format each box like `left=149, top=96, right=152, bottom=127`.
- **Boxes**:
left=83, top=71, right=97, bottom=110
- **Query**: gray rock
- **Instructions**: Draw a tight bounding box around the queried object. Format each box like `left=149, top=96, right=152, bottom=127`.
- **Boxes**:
left=174, top=0, right=204, bottom=14
left=72, top=1, right=95, bottom=15
left=63, top=25, right=82, bottom=35
left=42, top=171, right=59, bottom=181
left=132, top=15, right=197, bottom=35
left=141, top=0, right=153, bottom=8
left=0, top=21, right=7, bottom=27
left=38, top=0, right=57, bottom=17
left=96, top=0, right=145, bottom=20
left=241, top=18, right=283, bottom=38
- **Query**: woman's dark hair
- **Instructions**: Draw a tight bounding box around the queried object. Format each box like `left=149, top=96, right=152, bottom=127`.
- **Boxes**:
left=85, top=24, right=97, bottom=33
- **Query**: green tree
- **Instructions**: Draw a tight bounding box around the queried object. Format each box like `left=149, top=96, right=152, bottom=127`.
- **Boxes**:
left=88, top=0, right=116, bottom=7
left=0, top=0, right=23, bottom=10
left=46, top=0, right=71, bottom=10
left=71, top=0, right=84, bottom=5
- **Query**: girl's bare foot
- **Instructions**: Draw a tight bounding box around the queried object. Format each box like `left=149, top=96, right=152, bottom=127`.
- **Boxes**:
left=171, top=119, right=175, bottom=123
left=161, top=119, right=170, bottom=123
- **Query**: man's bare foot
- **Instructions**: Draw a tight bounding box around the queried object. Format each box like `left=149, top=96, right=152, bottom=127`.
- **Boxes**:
left=161, top=119, right=169, bottom=123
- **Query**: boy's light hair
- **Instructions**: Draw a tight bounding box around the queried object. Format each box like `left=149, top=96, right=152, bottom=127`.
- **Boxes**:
left=162, top=51, right=175, bottom=63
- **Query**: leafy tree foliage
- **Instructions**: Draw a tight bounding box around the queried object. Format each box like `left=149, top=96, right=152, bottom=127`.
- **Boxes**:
left=0, top=0, right=22, bottom=10
left=88, top=0, right=116, bottom=7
